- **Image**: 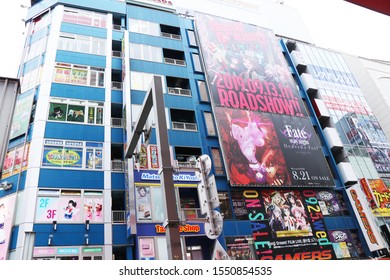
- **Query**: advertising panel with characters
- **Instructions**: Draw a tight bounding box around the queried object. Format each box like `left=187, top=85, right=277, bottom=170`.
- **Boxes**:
left=232, top=189, right=337, bottom=260
left=195, top=13, right=334, bottom=187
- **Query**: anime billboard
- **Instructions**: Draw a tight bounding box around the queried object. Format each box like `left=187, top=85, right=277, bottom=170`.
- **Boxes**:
left=234, top=188, right=336, bottom=260
left=195, top=13, right=333, bottom=187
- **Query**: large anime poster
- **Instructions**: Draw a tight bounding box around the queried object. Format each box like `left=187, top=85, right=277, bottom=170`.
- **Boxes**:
left=237, top=189, right=336, bottom=260
left=195, top=13, right=333, bottom=187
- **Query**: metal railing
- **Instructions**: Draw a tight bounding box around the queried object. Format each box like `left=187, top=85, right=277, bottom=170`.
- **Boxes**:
left=168, top=87, right=191, bottom=96
left=111, top=118, right=124, bottom=128
left=112, top=210, right=126, bottom=224
left=164, top=57, right=186, bottom=66
left=111, top=160, right=125, bottom=172
left=111, top=81, right=123, bottom=90
left=113, top=24, right=123, bottom=31
left=161, top=32, right=181, bottom=40
left=112, top=50, right=122, bottom=58
left=172, top=121, right=197, bottom=131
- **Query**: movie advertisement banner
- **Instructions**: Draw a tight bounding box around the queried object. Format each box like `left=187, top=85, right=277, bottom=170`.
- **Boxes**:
left=0, top=195, right=16, bottom=260
left=195, top=13, right=333, bottom=187
left=236, top=189, right=336, bottom=260
left=214, top=107, right=333, bottom=186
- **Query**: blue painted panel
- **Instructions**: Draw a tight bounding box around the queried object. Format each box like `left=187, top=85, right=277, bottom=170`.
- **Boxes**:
left=323, top=216, right=357, bottom=230
left=7, top=136, right=26, bottom=149
left=165, top=94, right=194, bottom=110
left=112, top=57, right=122, bottom=70
left=61, top=23, right=107, bottom=38
left=131, top=90, right=147, bottom=105
left=23, top=56, right=40, bottom=74
left=130, top=60, right=188, bottom=77
left=113, top=224, right=134, bottom=245
left=50, top=83, right=105, bottom=102
left=222, top=221, right=253, bottom=236
left=111, top=127, right=124, bottom=143
left=111, top=90, right=123, bottom=103
left=45, top=122, right=104, bottom=142
left=39, top=169, right=104, bottom=189
left=30, top=28, right=46, bottom=44
left=113, top=30, right=124, bottom=41
left=56, top=50, right=106, bottom=68
left=168, top=130, right=201, bottom=147
left=8, top=226, right=19, bottom=250
left=33, top=224, right=104, bottom=246
left=128, top=5, right=178, bottom=25
left=129, top=32, right=184, bottom=50
left=112, top=173, right=125, bottom=190
left=0, top=172, right=27, bottom=197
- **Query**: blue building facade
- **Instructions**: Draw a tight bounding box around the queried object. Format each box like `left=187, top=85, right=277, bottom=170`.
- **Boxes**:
left=0, top=0, right=389, bottom=260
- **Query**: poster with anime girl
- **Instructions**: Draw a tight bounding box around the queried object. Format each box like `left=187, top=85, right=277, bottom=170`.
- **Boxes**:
left=214, top=107, right=290, bottom=186
left=261, top=189, right=312, bottom=238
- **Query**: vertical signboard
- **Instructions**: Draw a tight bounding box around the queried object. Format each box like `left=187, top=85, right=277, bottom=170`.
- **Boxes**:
left=195, top=13, right=333, bottom=187
left=346, top=185, right=386, bottom=252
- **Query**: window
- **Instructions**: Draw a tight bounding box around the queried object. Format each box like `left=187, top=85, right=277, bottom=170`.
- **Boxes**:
left=136, top=186, right=166, bottom=222
left=198, top=80, right=209, bottom=102
left=1, top=143, right=30, bottom=179
left=166, top=76, right=191, bottom=97
left=130, top=71, right=166, bottom=92
left=129, top=18, right=160, bottom=36
left=42, top=139, right=103, bottom=170
left=204, top=112, right=216, bottom=136
left=174, top=146, right=201, bottom=163
left=191, top=53, right=203, bottom=72
left=48, top=97, right=104, bottom=125
left=35, top=189, right=103, bottom=223
left=58, top=33, right=106, bottom=55
left=211, top=148, right=224, bottom=175
left=163, top=49, right=186, bottom=66
left=130, top=43, right=163, bottom=63
left=53, top=63, right=105, bottom=87
left=187, top=30, right=197, bottom=47
left=170, top=109, right=197, bottom=131
left=218, top=193, right=233, bottom=219
left=63, top=7, right=106, bottom=28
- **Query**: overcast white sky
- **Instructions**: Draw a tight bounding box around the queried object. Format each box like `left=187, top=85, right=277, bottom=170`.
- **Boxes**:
left=0, top=0, right=389, bottom=78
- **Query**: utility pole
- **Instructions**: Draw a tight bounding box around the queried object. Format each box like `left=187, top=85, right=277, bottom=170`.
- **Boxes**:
left=125, top=76, right=183, bottom=260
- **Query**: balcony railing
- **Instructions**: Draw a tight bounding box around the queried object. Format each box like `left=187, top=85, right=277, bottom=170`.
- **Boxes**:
left=112, top=50, right=122, bottom=58
left=112, top=210, right=126, bottom=224
left=161, top=32, right=181, bottom=40
left=168, top=87, right=191, bottom=97
left=164, top=57, right=186, bottom=66
left=111, top=81, right=123, bottom=90
left=172, top=121, right=197, bottom=131
left=111, top=117, right=124, bottom=128
left=111, top=160, right=125, bottom=172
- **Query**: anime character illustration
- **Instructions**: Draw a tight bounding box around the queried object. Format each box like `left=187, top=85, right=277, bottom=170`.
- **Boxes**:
left=285, top=192, right=304, bottom=209
left=49, top=106, right=64, bottom=119
left=270, top=191, right=286, bottom=209
left=262, top=149, right=291, bottom=185
left=64, top=200, right=78, bottom=220
left=84, top=199, right=93, bottom=221
left=267, top=204, right=285, bottom=235
left=239, top=52, right=265, bottom=82
left=226, top=110, right=267, bottom=183
left=291, top=206, right=310, bottom=232
left=94, top=199, right=103, bottom=220
left=282, top=205, right=296, bottom=231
